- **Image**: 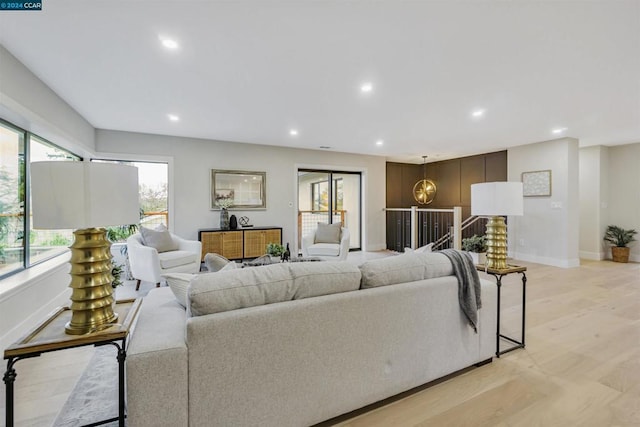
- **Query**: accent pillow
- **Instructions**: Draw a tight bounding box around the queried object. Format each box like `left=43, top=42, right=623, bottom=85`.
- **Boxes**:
left=315, top=222, right=342, bottom=244
left=163, top=272, right=196, bottom=307
left=204, top=252, right=230, bottom=272
left=139, top=226, right=178, bottom=253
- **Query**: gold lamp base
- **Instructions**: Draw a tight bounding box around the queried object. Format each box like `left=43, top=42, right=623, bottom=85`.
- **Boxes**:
left=485, top=216, right=509, bottom=270
left=65, top=228, right=118, bottom=335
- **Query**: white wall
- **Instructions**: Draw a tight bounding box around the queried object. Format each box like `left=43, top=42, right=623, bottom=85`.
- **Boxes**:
left=508, top=138, right=580, bottom=268
left=579, top=145, right=609, bottom=260
left=0, top=44, right=95, bottom=156
left=606, top=143, right=640, bottom=262
left=96, top=130, right=387, bottom=253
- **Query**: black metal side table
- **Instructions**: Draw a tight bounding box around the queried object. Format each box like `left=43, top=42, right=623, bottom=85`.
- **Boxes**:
left=3, top=298, right=142, bottom=427
left=476, top=265, right=527, bottom=358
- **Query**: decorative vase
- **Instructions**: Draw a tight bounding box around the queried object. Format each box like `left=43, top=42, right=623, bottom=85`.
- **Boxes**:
left=229, top=214, right=238, bottom=230
left=220, top=208, right=230, bottom=230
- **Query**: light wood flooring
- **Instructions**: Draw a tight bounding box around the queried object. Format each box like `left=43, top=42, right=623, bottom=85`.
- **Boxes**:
left=1, top=259, right=639, bottom=426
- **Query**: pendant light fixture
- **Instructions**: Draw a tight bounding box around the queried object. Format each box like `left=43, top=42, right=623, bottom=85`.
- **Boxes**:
left=413, top=156, right=437, bottom=205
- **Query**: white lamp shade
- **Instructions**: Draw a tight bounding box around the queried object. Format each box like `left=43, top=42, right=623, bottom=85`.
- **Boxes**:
left=31, top=161, right=140, bottom=229
left=471, top=182, right=523, bottom=216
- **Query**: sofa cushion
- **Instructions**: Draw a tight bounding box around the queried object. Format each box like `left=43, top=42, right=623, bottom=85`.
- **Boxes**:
left=140, top=225, right=178, bottom=253
left=203, top=252, right=230, bottom=272
left=315, top=222, right=342, bottom=243
left=159, top=250, right=196, bottom=269
left=164, top=273, right=196, bottom=307
left=306, top=243, right=341, bottom=257
left=188, top=262, right=361, bottom=316
left=360, top=252, right=453, bottom=289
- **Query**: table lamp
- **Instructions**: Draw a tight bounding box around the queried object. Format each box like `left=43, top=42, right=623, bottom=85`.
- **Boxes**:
left=471, top=182, right=523, bottom=270
left=30, top=161, right=139, bottom=335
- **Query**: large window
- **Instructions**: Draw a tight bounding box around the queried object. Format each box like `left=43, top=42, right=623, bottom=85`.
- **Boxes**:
left=0, top=119, right=81, bottom=279
left=93, top=160, right=169, bottom=234
left=0, top=123, right=25, bottom=276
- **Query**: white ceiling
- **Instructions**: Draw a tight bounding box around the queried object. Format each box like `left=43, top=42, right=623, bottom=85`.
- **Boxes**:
left=1, top=1, right=639, bottom=163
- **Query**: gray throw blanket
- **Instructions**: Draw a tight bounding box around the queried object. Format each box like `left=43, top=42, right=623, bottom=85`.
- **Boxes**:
left=440, top=249, right=482, bottom=333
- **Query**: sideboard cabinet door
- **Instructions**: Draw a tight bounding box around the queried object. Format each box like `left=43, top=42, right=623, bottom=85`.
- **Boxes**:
left=243, top=229, right=282, bottom=258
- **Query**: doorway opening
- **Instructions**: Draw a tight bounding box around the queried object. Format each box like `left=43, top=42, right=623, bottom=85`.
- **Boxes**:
left=297, top=169, right=361, bottom=252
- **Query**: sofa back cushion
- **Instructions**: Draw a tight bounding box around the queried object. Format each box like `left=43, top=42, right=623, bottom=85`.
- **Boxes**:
left=188, top=261, right=361, bottom=316
left=359, top=252, right=453, bottom=289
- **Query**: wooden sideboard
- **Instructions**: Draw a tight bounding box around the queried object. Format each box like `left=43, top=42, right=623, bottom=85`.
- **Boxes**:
left=198, top=227, right=282, bottom=260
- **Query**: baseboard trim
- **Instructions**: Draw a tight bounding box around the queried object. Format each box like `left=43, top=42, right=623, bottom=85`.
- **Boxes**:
left=512, top=252, right=580, bottom=268
left=579, top=250, right=604, bottom=261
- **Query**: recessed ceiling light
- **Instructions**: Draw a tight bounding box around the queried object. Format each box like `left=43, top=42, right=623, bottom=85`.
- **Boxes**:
left=360, top=82, right=373, bottom=93
left=471, top=109, right=485, bottom=118
left=289, top=129, right=298, bottom=136
left=160, top=38, right=179, bottom=50
left=552, top=127, right=568, bottom=134
left=376, top=140, right=384, bottom=146
left=168, top=114, right=179, bottom=122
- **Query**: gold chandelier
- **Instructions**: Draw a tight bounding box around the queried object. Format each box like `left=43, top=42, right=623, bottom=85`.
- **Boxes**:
left=413, top=156, right=436, bottom=205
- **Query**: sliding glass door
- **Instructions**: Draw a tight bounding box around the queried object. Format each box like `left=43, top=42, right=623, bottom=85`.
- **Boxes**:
left=297, top=169, right=361, bottom=251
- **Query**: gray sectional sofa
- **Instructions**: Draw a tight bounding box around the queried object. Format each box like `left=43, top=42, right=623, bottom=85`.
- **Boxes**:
left=126, top=252, right=497, bottom=427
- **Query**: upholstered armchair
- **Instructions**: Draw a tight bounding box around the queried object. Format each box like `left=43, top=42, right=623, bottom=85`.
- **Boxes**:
left=301, top=225, right=350, bottom=261
left=127, top=229, right=201, bottom=290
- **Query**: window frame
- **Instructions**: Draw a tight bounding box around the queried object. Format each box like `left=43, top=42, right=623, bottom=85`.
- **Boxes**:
left=0, top=117, right=82, bottom=281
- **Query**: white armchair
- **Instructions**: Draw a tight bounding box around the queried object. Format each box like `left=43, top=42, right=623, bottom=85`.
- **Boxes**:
left=301, top=227, right=350, bottom=261
left=127, top=232, right=201, bottom=290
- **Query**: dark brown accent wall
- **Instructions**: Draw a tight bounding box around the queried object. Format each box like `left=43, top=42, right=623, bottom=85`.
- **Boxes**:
left=386, top=150, right=507, bottom=214
left=385, top=151, right=507, bottom=251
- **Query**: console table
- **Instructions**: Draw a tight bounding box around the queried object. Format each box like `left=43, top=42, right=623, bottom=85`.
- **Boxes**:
left=198, top=226, right=282, bottom=260
left=476, top=264, right=527, bottom=358
left=3, top=298, right=142, bottom=427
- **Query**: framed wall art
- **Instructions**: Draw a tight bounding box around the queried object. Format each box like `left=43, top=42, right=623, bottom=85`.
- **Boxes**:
left=211, top=170, right=266, bottom=210
left=521, top=170, right=552, bottom=197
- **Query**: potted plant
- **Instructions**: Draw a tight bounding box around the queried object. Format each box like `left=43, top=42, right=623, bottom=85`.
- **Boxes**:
left=266, top=243, right=284, bottom=262
left=603, top=225, right=637, bottom=263
left=112, top=262, right=124, bottom=288
left=462, top=234, right=487, bottom=265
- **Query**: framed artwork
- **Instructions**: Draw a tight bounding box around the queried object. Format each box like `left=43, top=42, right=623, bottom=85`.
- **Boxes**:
left=522, top=170, right=552, bottom=197
left=211, top=170, right=266, bottom=210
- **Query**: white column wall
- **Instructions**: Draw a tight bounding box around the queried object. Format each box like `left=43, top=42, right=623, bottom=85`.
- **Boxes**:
left=508, top=138, right=580, bottom=268
left=579, top=145, right=608, bottom=260
left=606, top=143, right=640, bottom=262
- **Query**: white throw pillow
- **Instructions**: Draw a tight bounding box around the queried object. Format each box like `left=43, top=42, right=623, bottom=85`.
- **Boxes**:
left=204, top=252, right=230, bottom=272
left=139, top=226, right=178, bottom=253
left=163, top=273, right=196, bottom=307
left=315, top=222, right=342, bottom=244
